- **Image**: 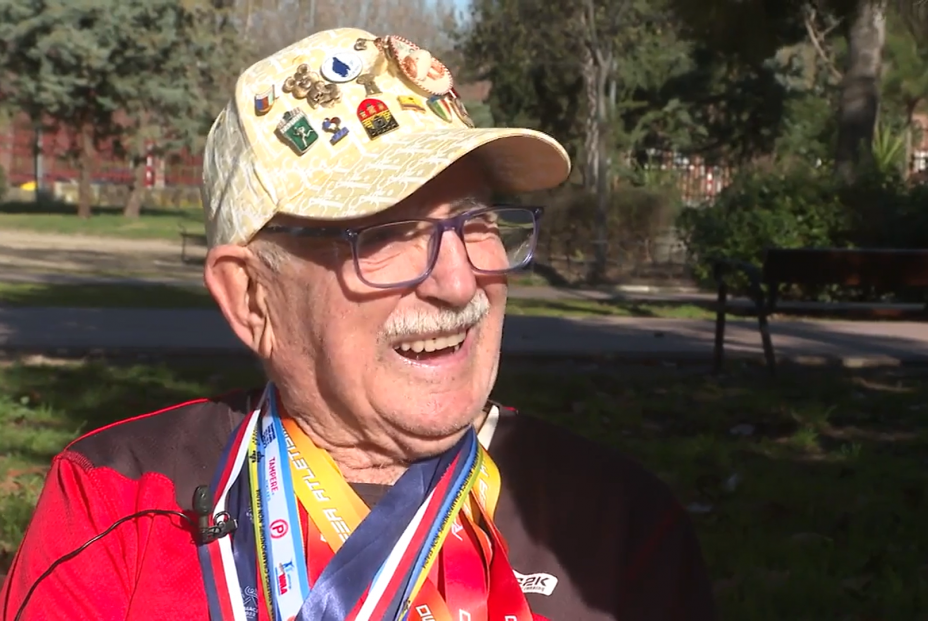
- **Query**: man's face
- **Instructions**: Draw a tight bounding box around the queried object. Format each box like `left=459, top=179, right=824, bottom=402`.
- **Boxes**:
left=260, top=157, right=508, bottom=459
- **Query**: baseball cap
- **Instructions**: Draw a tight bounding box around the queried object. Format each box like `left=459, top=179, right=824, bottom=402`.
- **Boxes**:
left=200, top=27, right=571, bottom=248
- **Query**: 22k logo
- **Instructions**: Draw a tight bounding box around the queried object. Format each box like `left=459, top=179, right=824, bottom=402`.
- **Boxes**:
left=513, top=570, right=558, bottom=596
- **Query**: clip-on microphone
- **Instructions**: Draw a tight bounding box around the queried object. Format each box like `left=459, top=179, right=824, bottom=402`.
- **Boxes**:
left=193, top=485, right=238, bottom=544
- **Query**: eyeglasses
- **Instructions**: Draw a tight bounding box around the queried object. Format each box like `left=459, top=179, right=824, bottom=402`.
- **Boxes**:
left=261, top=205, right=544, bottom=289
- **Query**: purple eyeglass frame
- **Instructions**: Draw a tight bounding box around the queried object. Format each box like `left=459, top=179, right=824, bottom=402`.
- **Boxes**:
left=260, top=204, right=545, bottom=289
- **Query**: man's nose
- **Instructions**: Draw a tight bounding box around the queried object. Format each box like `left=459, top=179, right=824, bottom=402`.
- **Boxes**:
left=416, top=229, right=478, bottom=307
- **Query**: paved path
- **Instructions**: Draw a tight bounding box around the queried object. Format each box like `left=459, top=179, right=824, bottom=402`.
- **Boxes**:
left=3, top=230, right=924, bottom=314
left=1, top=307, right=926, bottom=365
left=2, top=231, right=927, bottom=364
left=0, top=229, right=206, bottom=281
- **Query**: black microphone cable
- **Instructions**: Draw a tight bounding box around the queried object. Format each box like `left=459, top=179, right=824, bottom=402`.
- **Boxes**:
left=6, top=486, right=237, bottom=621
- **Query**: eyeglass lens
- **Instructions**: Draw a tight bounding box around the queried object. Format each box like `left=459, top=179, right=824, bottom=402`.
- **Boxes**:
left=353, top=207, right=537, bottom=287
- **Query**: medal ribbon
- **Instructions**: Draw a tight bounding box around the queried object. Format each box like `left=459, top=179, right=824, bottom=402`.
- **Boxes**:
left=197, top=384, right=533, bottom=621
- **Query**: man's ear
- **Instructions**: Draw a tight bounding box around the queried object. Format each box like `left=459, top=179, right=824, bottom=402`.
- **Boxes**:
left=203, top=244, right=276, bottom=358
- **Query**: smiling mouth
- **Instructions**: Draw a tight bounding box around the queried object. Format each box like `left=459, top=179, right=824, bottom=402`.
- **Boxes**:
left=393, top=330, right=468, bottom=361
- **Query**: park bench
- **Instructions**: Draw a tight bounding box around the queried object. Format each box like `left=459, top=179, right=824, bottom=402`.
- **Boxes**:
left=179, top=226, right=208, bottom=264
left=712, top=248, right=928, bottom=374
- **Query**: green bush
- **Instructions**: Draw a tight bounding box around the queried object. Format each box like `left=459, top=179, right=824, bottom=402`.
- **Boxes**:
left=677, top=165, right=928, bottom=299
left=836, top=169, right=928, bottom=249
left=677, top=166, right=846, bottom=285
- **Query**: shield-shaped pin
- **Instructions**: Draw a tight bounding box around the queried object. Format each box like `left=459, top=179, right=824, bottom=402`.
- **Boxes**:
left=427, top=96, right=453, bottom=123
left=357, top=98, right=399, bottom=140
left=276, top=109, right=318, bottom=154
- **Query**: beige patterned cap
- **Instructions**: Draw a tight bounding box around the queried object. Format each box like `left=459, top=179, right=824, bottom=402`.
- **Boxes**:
left=201, top=27, right=571, bottom=247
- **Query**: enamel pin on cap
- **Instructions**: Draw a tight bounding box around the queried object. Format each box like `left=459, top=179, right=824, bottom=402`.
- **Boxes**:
left=320, top=51, right=364, bottom=83
left=357, top=73, right=383, bottom=96
left=254, top=85, right=276, bottom=116
left=426, top=95, right=453, bottom=123
left=384, top=35, right=453, bottom=96
left=322, top=117, right=349, bottom=144
left=357, top=98, right=399, bottom=140
left=276, top=109, right=319, bottom=154
left=397, top=95, right=425, bottom=112
left=446, top=88, right=474, bottom=127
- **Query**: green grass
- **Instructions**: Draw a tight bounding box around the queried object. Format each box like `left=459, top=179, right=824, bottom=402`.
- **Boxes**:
left=0, top=282, right=217, bottom=309
left=0, top=282, right=716, bottom=319
left=0, top=201, right=204, bottom=240
left=505, top=296, right=714, bottom=319
left=1, top=357, right=926, bottom=619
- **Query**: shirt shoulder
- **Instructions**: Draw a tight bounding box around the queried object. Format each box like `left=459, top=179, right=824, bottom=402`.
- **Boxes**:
left=64, top=388, right=258, bottom=510
left=487, top=405, right=715, bottom=621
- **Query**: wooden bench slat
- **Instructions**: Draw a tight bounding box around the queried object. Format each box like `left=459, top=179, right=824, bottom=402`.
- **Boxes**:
left=179, top=230, right=208, bottom=263
left=762, top=249, right=928, bottom=288
left=713, top=247, right=928, bottom=377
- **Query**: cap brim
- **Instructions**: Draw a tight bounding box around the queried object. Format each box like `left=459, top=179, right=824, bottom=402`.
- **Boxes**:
left=275, top=127, right=571, bottom=222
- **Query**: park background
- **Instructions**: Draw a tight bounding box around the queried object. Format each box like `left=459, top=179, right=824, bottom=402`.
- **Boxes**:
left=1, top=0, right=928, bottom=619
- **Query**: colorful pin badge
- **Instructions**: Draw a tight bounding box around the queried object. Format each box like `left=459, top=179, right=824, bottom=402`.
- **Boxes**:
left=320, top=51, right=363, bottom=83
left=447, top=89, right=474, bottom=128
left=276, top=109, right=318, bottom=154
left=357, top=98, right=399, bottom=140
left=357, top=73, right=382, bottom=96
left=427, top=96, right=453, bottom=123
left=322, top=117, right=349, bottom=144
left=397, top=95, right=425, bottom=112
left=254, top=86, right=276, bottom=116
left=384, top=35, right=453, bottom=96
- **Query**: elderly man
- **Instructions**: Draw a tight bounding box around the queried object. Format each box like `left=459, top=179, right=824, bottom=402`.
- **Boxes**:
left=1, top=28, right=714, bottom=621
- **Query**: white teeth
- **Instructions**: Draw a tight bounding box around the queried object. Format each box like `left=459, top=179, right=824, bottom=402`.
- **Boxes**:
left=395, top=331, right=467, bottom=354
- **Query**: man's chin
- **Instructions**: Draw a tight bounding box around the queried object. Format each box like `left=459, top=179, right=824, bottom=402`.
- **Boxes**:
left=388, top=407, right=486, bottom=454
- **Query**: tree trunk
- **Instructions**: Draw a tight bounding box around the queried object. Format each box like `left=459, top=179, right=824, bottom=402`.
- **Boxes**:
left=123, top=157, right=147, bottom=218
left=903, top=99, right=918, bottom=181
left=588, top=60, right=612, bottom=284
left=582, top=44, right=598, bottom=192
left=77, top=123, right=94, bottom=219
left=834, top=0, right=886, bottom=183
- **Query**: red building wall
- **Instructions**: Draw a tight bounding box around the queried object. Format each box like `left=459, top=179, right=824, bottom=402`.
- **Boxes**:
left=0, top=113, right=202, bottom=188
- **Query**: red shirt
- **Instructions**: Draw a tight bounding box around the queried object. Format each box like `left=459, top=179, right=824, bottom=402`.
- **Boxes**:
left=1, top=390, right=716, bottom=620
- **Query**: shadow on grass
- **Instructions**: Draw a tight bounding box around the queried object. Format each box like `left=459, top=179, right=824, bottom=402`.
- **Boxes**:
left=490, top=362, right=928, bottom=619
left=505, top=296, right=713, bottom=319
left=514, top=260, right=694, bottom=290
left=0, top=356, right=263, bottom=446
left=0, top=356, right=928, bottom=621
left=521, top=261, right=573, bottom=287
left=1, top=358, right=927, bottom=618
left=0, top=200, right=197, bottom=219
left=0, top=283, right=214, bottom=309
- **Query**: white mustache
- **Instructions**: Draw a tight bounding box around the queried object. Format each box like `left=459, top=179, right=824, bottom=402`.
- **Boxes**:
left=382, top=290, right=490, bottom=340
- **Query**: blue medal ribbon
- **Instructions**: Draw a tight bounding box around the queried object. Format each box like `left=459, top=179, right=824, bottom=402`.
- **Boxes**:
left=200, top=383, right=480, bottom=621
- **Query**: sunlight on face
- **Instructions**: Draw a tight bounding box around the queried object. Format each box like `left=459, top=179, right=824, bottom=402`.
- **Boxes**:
left=264, top=156, right=510, bottom=461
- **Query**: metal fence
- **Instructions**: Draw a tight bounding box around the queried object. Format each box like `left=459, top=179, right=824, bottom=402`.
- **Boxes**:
left=0, top=116, right=202, bottom=190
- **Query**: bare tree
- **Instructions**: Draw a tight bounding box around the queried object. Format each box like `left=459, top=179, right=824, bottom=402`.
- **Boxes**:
left=580, top=0, right=631, bottom=283
left=238, top=0, right=457, bottom=60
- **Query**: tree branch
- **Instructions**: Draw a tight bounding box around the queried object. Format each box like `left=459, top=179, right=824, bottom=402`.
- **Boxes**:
left=803, top=4, right=843, bottom=81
